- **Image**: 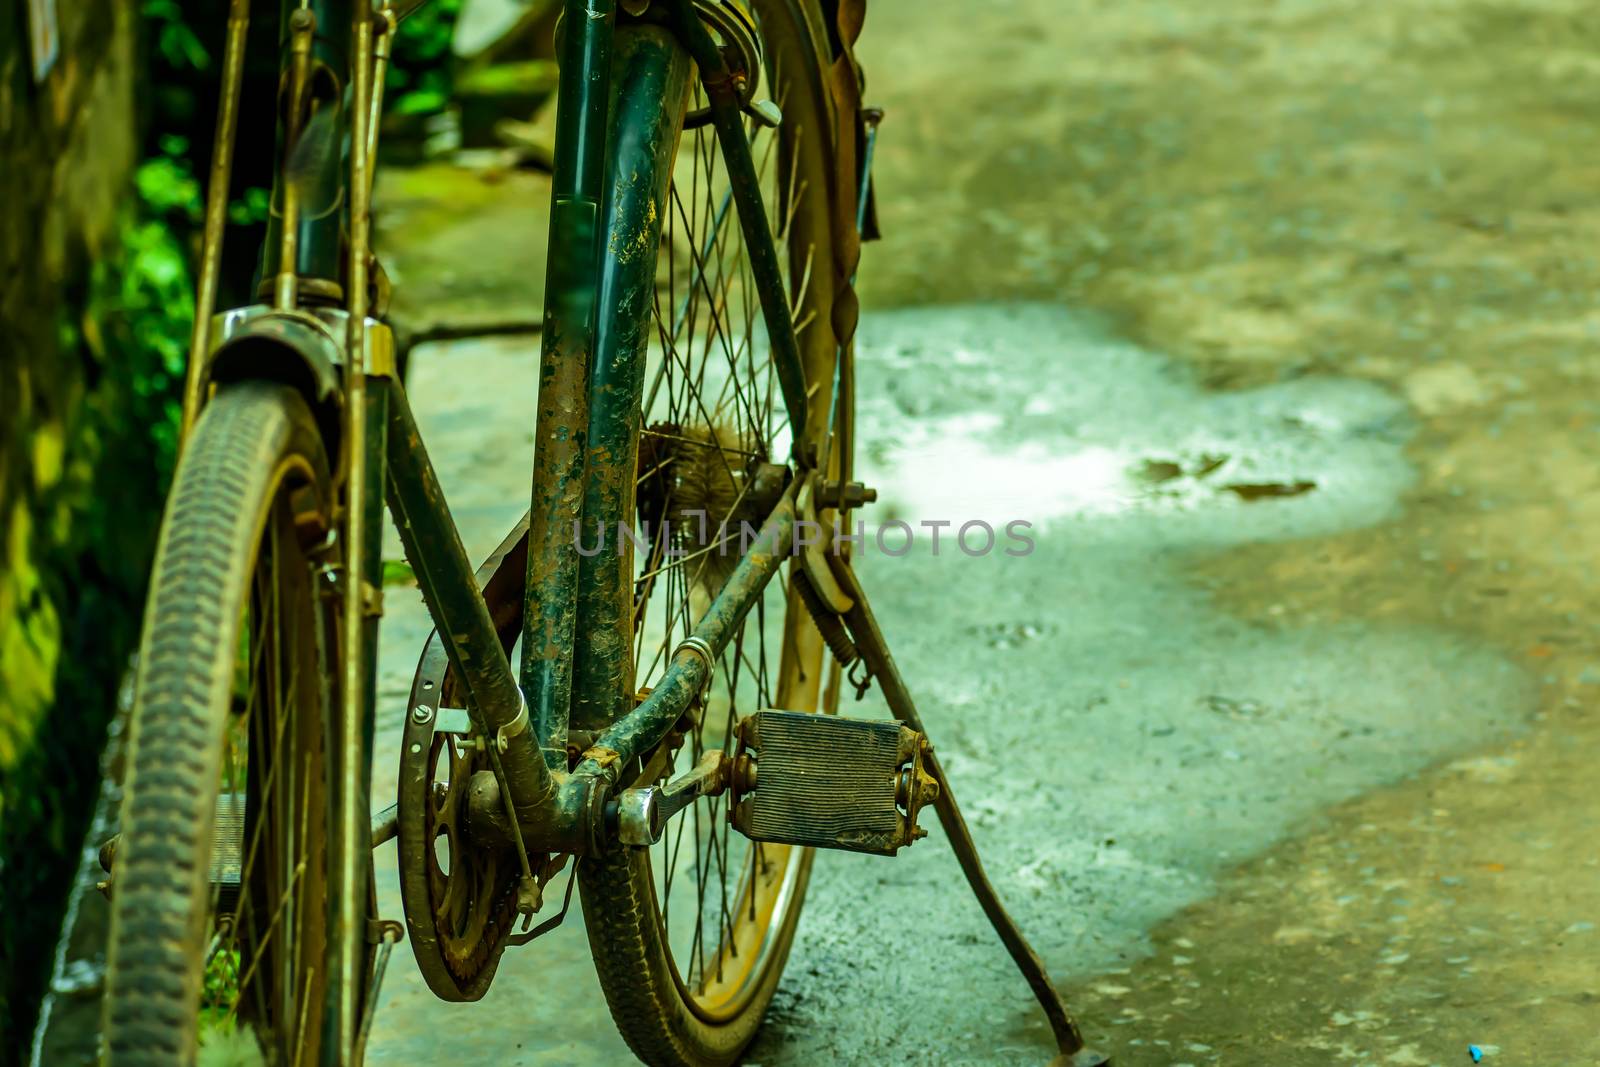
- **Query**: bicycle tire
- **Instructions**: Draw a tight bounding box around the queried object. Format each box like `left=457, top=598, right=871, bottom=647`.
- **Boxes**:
left=102, top=382, right=347, bottom=1066
left=579, top=2, right=852, bottom=1063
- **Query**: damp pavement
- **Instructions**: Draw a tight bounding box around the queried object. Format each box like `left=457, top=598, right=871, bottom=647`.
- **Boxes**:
left=360, top=304, right=1527, bottom=1066
left=36, top=0, right=1600, bottom=1063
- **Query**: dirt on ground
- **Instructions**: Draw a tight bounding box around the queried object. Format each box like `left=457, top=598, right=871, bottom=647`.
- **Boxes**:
left=37, top=3, right=1600, bottom=1065
left=853, top=0, right=1600, bottom=1063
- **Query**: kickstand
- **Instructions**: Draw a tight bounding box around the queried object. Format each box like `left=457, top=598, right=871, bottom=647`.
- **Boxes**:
left=831, top=561, right=1112, bottom=1067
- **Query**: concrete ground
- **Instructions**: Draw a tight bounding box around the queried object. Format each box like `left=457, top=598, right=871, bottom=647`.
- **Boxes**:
left=32, top=1, right=1600, bottom=1064
left=366, top=1, right=1600, bottom=1064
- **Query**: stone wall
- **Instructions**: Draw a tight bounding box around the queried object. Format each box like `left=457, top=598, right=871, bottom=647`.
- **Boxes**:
left=0, top=1, right=158, bottom=1059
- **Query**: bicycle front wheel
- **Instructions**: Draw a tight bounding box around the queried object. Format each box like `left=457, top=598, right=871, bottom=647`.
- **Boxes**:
left=579, top=2, right=853, bottom=1064
left=103, top=383, right=349, bottom=1066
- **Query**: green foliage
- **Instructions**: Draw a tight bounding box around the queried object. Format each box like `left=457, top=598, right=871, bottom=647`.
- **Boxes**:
left=140, top=0, right=215, bottom=134
left=200, top=947, right=242, bottom=1014
left=89, top=159, right=196, bottom=478
left=0, top=6, right=213, bottom=1058
left=1, top=63, right=197, bottom=1066
left=389, top=0, right=463, bottom=116
left=197, top=947, right=242, bottom=1046
left=382, top=559, right=418, bottom=586
left=143, top=0, right=211, bottom=72
left=228, top=186, right=271, bottom=226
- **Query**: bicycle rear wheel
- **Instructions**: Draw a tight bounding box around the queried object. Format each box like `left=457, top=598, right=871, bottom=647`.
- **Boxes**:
left=579, top=2, right=852, bottom=1064
left=102, top=383, right=350, bottom=1066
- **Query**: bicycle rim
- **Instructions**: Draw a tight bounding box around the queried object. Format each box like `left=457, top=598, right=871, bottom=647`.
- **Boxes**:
left=580, top=1, right=847, bottom=1061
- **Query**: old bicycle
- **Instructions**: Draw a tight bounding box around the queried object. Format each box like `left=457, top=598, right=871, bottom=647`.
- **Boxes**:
left=97, top=1, right=1108, bottom=1064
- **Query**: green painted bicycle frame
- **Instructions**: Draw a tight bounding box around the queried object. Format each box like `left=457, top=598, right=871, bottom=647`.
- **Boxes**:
left=569, top=23, right=693, bottom=736
left=178, top=1, right=812, bottom=1059
left=378, top=0, right=815, bottom=846
left=204, top=7, right=1110, bottom=1056
left=520, top=0, right=615, bottom=767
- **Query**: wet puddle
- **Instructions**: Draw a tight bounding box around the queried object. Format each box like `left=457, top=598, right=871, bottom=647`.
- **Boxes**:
left=750, top=304, right=1531, bottom=1065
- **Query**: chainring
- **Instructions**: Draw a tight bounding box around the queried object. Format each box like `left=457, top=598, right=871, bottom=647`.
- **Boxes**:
left=395, top=636, right=523, bottom=1001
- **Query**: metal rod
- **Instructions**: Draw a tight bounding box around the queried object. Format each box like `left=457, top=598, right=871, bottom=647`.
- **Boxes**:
left=571, top=24, right=693, bottom=733
left=854, top=110, right=881, bottom=234
left=521, top=0, right=617, bottom=758
left=367, top=8, right=396, bottom=197
left=180, top=0, right=251, bottom=441
left=370, top=803, right=398, bottom=848
left=384, top=381, right=556, bottom=813
left=575, top=486, right=797, bottom=782
left=334, top=11, right=375, bottom=1060
left=350, top=923, right=401, bottom=1065
left=668, top=0, right=810, bottom=460
left=822, top=108, right=881, bottom=469
left=390, top=0, right=432, bottom=21
left=829, top=560, right=1099, bottom=1061
left=275, top=10, right=318, bottom=310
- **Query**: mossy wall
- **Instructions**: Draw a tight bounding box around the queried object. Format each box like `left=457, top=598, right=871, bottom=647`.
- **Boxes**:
left=0, top=3, right=474, bottom=1057
left=0, top=2, right=183, bottom=1059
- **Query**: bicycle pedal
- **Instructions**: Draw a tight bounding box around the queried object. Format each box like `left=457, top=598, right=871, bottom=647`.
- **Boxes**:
left=729, top=710, right=939, bottom=856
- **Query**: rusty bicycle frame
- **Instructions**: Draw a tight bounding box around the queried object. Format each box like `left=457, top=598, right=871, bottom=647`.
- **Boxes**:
left=182, top=0, right=1106, bottom=1062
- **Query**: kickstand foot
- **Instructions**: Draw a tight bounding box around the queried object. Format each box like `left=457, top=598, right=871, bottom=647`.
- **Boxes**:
left=1050, top=1051, right=1113, bottom=1067
left=831, top=561, right=1110, bottom=1065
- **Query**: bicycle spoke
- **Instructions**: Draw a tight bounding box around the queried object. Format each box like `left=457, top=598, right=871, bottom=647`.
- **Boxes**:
left=622, top=20, right=838, bottom=1019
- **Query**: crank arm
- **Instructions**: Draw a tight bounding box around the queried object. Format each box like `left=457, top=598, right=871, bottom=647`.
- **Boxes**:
left=610, top=750, right=741, bottom=846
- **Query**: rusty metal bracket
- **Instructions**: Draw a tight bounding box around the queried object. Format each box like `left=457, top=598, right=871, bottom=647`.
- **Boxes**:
left=795, top=476, right=853, bottom=614
left=506, top=856, right=579, bottom=947
left=679, top=0, right=762, bottom=128
left=496, top=692, right=531, bottom=753
left=353, top=918, right=405, bottom=1064
left=365, top=917, right=404, bottom=945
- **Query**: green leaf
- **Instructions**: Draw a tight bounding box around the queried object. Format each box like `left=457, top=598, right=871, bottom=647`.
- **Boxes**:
left=133, top=158, right=201, bottom=222
left=393, top=88, right=450, bottom=117
left=157, top=21, right=211, bottom=71
left=381, top=560, right=417, bottom=587
left=227, top=186, right=271, bottom=226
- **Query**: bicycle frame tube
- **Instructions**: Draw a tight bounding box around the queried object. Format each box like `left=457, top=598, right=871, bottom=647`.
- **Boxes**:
left=383, top=380, right=555, bottom=815
left=570, top=25, right=694, bottom=733
left=573, top=484, right=798, bottom=783
left=521, top=0, right=616, bottom=763
left=667, top=0, right=812, bottom=459
left=523, top=2, right=812, bottom=792
left=558, top=2, right=816, bottom=765
left=332, top=9, right=381, bottom=1061
left=382, top=1, right=814, bottom=853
